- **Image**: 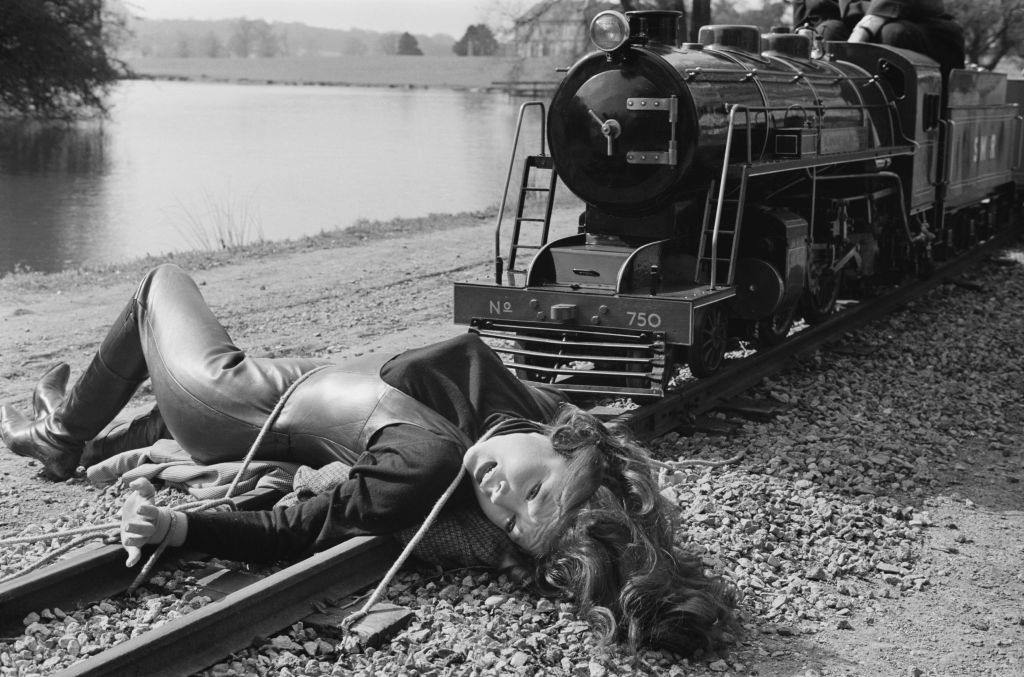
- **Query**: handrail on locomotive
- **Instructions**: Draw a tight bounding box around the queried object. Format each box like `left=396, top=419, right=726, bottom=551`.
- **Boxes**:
left=707, top=95, right=916, bottom=292
left=493, top=101, right=548, bottom=285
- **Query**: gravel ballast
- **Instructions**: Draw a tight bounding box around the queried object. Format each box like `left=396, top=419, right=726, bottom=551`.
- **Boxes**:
left=2, top=250, right=1023, bottom=676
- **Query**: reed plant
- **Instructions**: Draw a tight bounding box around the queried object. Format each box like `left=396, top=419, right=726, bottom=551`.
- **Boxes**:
left=174, top=188, right=264, bottom=251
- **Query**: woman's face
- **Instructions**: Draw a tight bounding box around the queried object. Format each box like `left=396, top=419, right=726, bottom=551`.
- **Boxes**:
left=463, top=432, right=569, bottom=554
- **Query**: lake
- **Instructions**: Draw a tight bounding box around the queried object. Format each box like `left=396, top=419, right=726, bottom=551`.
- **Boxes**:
left=0, top=80, right=546, bottom=275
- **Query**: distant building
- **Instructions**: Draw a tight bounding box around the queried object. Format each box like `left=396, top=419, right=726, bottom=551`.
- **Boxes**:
left=513, top=0, right=618, bottom=58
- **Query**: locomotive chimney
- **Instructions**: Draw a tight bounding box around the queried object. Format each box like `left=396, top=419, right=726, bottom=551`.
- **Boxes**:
left=626, top=10, right=682, bottom=47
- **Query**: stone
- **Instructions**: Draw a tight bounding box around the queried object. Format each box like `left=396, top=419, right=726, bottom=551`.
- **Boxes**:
left=805, top=566, right=828, bottom=581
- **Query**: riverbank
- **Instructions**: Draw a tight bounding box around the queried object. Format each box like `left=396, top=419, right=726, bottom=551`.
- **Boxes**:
left=125, top=55, right=567, bottom=92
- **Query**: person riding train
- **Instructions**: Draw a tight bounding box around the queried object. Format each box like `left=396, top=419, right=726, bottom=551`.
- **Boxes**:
left=0, top=263, right=736, bottom=655
left=791, top=0, right=965, bottom=75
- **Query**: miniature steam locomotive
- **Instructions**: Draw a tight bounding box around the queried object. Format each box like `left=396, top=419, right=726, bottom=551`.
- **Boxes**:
left=454, top=10, right=1024, bottom=397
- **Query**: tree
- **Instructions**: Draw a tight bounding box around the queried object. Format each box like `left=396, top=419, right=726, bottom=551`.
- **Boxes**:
left=174, top=32, right=192, bottom=58
left=454, top=24, right=500, bottom=55
left=397, top=32, right=423, bottom=55
left=691, top=0, right=712, bottom=41
left=947, top=0, right=1024, bottom=70
left=712, top=0, right=787, bottom=32
left=340, top=35, right=368, bottom=56
left=227, top=19, right=254, bottom=57
left=0, top=0, right=127, bottom=120
left=197, top=31, right=225, bottom=58
left=228, top=18, right=281, bottom=58
left=378, top=32, right=400, bottom=55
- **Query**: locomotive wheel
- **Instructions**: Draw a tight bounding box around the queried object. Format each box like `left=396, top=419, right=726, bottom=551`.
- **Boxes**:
left=688, top=306, right=727, bottom=378
left=801, top=266, right=840, bottom=325
left=756, top=304, right=797, bottom=347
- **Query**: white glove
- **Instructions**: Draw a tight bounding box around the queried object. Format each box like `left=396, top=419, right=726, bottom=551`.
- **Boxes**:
left=120, top=478, right=187, bottom=566
left=850, top=14, right=886, bottom=43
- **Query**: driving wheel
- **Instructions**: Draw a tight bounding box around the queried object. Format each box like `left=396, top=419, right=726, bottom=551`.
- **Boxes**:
left=756, top=304, right=797, bottom=347
left=802, top=264, right=840, bottom=325
left=688, top=306, right=727, bottom=377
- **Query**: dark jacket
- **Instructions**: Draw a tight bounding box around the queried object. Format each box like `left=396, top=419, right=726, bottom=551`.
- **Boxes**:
left=185, top=334, right=566, bottom=562
left=794, top=0, right=950, bottom=27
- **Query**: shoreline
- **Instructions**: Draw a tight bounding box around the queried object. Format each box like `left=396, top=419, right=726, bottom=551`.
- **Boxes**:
left=124, top=73, right=558, bottom=97
left=0, top=197, right=583, bottom=290
left=124, top=55, right=566, bottom=94
left=0, top=206, right=498, bottom=285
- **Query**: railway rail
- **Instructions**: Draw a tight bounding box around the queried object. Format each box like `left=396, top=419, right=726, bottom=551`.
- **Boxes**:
left=0, top=230, right=1015, bottom=677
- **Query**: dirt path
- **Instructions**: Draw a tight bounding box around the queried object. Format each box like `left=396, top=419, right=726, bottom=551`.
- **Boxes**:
left=2, top=218, right=1023, bottom=676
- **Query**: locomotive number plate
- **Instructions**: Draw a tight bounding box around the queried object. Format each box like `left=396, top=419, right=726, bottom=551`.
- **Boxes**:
left=453, top=283, right=694, bottom=344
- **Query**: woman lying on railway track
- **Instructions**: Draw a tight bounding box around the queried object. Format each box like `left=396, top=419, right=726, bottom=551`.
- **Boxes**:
left=1, top=263, right=735, bottom=654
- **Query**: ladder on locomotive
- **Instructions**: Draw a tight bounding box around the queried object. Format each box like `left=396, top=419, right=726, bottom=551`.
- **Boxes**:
left=505, top=155, right=557, bottom=285
left=495, top=101, right=557, bottom=287
left=695, top=140, right=752, bottom=289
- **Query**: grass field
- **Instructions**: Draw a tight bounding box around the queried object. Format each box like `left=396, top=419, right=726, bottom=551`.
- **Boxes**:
left=126, top=55, right=568, bottom=90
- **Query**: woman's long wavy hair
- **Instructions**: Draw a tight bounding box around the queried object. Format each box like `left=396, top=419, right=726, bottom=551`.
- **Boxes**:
left=532, top=405, right=738, bottom=655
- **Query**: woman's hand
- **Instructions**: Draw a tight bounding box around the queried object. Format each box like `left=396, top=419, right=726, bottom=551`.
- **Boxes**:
left=120, top=478, right=187, bottom=566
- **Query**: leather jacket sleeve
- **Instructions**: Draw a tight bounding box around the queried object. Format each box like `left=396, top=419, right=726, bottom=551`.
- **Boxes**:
left=183, top=424, right=469, bottom=561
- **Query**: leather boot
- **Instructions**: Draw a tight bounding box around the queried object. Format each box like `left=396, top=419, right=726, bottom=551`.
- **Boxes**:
left=81, top=405, right=171, bottom=466
left=1, top=300, right=149, bottom=481
left=32, top=362, right=70, bottom=418
left=0, top=405, right=82, bottom=480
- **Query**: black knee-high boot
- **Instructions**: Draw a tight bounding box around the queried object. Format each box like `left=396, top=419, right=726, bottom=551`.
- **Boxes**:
left=81, top=405, right=171, bottom=466
left=32, top=362, right=70, bottom=419
left=1, top=300, right=149, bottom=480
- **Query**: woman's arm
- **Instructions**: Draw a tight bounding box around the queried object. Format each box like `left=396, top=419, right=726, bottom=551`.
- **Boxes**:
left=127, top=426, right=468, bottom=563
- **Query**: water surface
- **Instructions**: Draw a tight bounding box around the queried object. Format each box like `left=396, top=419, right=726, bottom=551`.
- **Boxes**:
left=0, top=80, right=543, bottom=274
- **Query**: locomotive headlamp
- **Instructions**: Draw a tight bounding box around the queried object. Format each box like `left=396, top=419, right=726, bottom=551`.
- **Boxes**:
left=590, top=11, right=630, bottom=52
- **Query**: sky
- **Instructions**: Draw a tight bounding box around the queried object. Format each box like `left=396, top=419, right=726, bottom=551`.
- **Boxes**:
left=125, top=0, right=507, bottom=37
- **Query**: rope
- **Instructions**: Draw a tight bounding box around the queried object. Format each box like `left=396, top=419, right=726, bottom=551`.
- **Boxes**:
left=340, top=465, right=467, bottom=633
left=0, top=522, right=118, bottom=546
left=0, top=533, right=116, bottom=583
left=127, top=365, right=332, bottom=592
left=0, top=366, right=332, bottom=589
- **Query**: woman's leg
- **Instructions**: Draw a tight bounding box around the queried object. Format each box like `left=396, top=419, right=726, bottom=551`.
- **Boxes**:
left=80, top=404, right=172, bottom=467
left=1, top=281, right=153, bottom=479
left=1, top=264, right=323, bottom=478
left=132, top=264, right=324, bottom=462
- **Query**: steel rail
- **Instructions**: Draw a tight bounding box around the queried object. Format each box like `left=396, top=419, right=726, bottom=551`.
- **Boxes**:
left=620, top=231, right=1017, bottom=440
left=0, top=486, right=281, bottom=635
left=57, top=536, right=400, bottom=677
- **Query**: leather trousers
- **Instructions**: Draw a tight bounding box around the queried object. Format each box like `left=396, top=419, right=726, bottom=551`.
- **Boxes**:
left=119, top=264, right=327, bottom=464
